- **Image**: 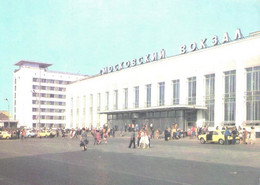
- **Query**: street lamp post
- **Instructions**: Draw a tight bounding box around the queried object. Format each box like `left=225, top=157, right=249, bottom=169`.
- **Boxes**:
left=4, top=98, right=10, bottom=128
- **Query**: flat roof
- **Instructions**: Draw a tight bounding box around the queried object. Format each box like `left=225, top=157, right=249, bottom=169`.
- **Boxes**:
left=14, top=60, right=52, bottom=68
left=98, top=104, right=207, bottom=114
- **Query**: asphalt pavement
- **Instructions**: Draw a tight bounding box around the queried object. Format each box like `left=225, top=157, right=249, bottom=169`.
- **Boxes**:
left=0, top=135, right=259, bottom=185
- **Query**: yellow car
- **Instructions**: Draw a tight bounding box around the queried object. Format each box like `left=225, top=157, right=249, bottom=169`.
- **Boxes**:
left=0, top=131, right=12, bottom=139
left=38, top=130, right=55, bottom=138
left=199, top=130, right=239, bottom=145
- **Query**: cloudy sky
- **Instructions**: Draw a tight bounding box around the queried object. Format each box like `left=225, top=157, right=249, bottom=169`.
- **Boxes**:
left=0, top=0, right=259, bottom=113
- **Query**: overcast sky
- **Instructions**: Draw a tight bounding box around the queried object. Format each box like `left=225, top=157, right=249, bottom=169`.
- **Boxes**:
left=0, top=0, right=259, bottom=114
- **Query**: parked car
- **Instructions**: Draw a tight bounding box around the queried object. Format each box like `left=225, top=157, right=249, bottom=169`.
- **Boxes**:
left=25, top=130, right=37, bottom=138
left=0, top=131, right=12, bottom=139
left=38, top=130, right=55, bottom=138
left=198, top=130, right=239, bottom=145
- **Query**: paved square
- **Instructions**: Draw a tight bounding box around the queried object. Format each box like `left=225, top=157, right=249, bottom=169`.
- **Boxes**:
left=0, top=136, right=259, bottom=185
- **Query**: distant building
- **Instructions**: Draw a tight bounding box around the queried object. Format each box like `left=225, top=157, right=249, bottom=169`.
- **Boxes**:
left=0, top=111, right=9, bottom=120
left=66, top=30, right=260, bottom=136
left=14, top=61, right=87, bottom=128
left=0, top=111, right=17, bottom=128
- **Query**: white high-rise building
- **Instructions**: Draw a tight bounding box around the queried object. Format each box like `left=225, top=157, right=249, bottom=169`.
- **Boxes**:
left=66, top=30, right=260, bottom=136
left=13, top=61, right=87, bottom=128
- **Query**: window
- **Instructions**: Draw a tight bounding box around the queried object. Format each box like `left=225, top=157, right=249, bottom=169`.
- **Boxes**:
left=106, top=92, right=109, bottom=110
left=172, top=80, right=180, bottom=104
left=146, top=84, right=151, bottom=107
left=114, top=90, right=118, bottom=109
left=246, top=66, right=260, bottom=122
left=159, top=82, right=165, bottom=106
left=224, top=70, right=236, bottom=124
left=124, top=88, right=128, bottom=109
left=97, top=93, right=101, bottom=111
left=134, top=86, right=139, bottom=108
left=90, top=94, right=93, bottom=108
left=188, top=77, right=196, bottom=105
left=205, top=74, right=215, bottom=127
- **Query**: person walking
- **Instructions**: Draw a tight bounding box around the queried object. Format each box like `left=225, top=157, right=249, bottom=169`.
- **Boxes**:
left=128, top=131, right=136, bottom=149
left=224, top=127, right=230, bottom=145
left=243, top=128, right=248, bottom=144
left=249, top=127, right=256, bottom=144
left=232, top=127, right=238, bottom=145
left=80, top=128, right=88, bottom=151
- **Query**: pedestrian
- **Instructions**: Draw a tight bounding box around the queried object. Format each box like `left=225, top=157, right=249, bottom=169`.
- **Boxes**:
left=232, top=127, right=237, bottom=145
left=191, top=125, right=196, bottom=139
left=137, top=130, right=141, bottom=146
left=56, top=129, right=59, bottom=137
left=96, top=130, right=101, bottom=144
left=80, top=128, right=88, bottom=151
left=17, top=129, right=20, bottom=139
left=243, top=128, right=248, bottom=144
left=139, top=131, right=149, bottom=149
left=103, top=131, right=108, bottom=144
left=124, top=123, right=127, bottom=132
left=128, top=131, right=136, bottom=149
left=249, top=127, right=256, bottom=144
left=224, top=127, right=230, bottom=145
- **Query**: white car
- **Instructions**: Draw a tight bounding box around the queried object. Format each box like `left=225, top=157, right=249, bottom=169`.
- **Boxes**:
left=25, top=130, right=37, bottom=138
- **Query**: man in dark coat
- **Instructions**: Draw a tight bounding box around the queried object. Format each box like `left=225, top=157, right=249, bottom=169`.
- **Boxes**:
left=128, top=131, right=136, bottom=148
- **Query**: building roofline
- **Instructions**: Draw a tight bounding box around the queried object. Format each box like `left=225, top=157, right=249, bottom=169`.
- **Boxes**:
left=68, top=31, right=260, bottom=84
left=14, top=60, right=52, bottom=68
left=98, top=104, right=207, bottom=114
left=47, top=70, right=88, bottom=77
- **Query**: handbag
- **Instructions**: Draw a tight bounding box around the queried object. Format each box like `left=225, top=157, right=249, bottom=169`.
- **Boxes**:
left=80, top=141, right=84, bottom=147
left=84, top=139, right=89, bottom=144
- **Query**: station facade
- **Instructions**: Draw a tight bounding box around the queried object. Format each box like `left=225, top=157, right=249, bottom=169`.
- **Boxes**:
left=66, top=30, right=260, bottom=134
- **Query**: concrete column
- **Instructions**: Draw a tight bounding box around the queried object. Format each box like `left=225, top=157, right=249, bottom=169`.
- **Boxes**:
left=179, top=77, right=187, bottom=105
left=196, top=75, right=204, bottom=106
left=139, top=84, right=145, bottom=108
left=128, top=86, right=134, bottom=109
left=215, top=71, right=224, bottom=128
left=236, top=61, right=246, bottom=128
left=165, top=80, right=172, bottom=106
left=151, top=82, right=158, bottom=107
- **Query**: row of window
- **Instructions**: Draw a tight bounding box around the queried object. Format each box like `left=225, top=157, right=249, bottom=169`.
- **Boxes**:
left=32, top=123, right=65, bottom=128
left=102, top=78, right=193, bottom=110
left=32, top=100, right=66, bottom=106
left=32, top=93, right=66, bottom=99
left=32, top=108, right=65, bottom=113
left=32, top=85, right=66, bottom=92
left=107, top=110, right=184, bottom=120
left=33, top=78, right=71, bottom=85
left=32, top=115, right=65, bottom=120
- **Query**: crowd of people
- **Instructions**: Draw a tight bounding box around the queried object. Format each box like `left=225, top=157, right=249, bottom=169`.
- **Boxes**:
left=1, top=123, right=257, bottom=152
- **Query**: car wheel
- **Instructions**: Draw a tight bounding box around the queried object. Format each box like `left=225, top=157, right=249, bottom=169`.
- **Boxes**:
left=28, top=135, right=31, bottom=138
left=219, top=139, right=224, bottom=145
left=236, top=139, right=240, bottom=144
left=6, top=137, right=10, bottom=140
left=200, top=138, right=205, bottom=144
